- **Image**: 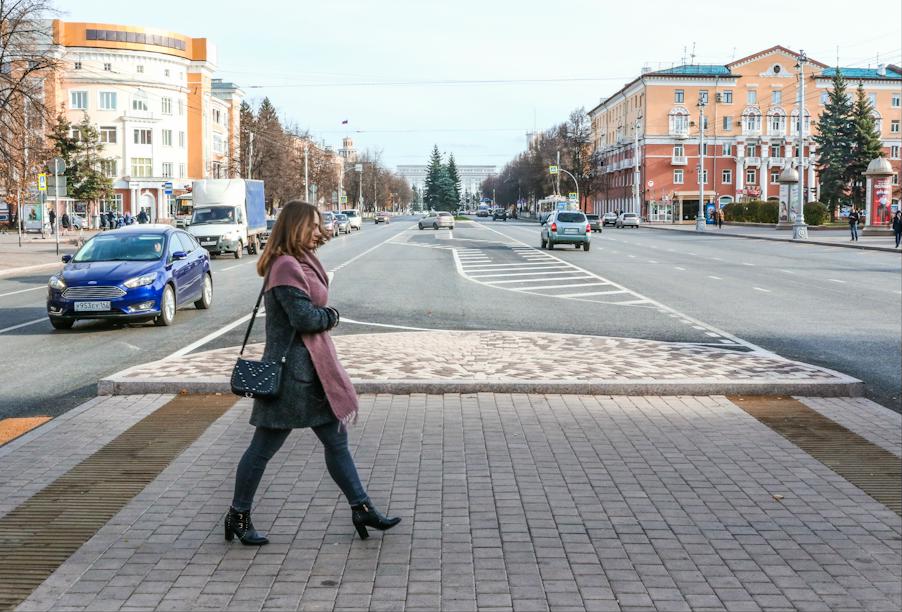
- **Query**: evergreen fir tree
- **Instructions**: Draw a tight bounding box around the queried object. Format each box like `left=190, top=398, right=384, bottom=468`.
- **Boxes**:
left=424, top=145, right=444, bottom=210
left=813, top=68, right=855, bottom=211
left=848, top=83, right=884, bottom=206
left=446, top=153, right=462, bottom=205
left=70, top=114, right=113, bottom=206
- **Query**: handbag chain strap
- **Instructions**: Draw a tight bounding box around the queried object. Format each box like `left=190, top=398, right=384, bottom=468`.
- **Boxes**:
left=239, top=278, right=294, bottom=362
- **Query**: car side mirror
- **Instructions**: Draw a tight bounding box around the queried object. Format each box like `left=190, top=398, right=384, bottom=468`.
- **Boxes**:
left=61, top=254, right=72, bottom=263
left=172, top=251, right=188, bottom=261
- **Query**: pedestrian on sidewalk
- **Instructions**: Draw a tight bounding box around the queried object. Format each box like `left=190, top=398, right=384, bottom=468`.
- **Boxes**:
left=226, top=200, right=400, bottom=546
left=137, top=209, right=148, bottom=224
left=48, top=208, right=56, bottom=235
left=848, top=208, right=860, bottom=241
left=716, top=208, right=724, bottom=229
left=892, top=210, right=902, bottom=248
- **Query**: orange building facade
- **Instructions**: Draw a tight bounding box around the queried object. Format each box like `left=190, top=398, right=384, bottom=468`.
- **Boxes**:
left=588, top=46, right=902, bottom=223
left=43, top=20, right=244, bottom=224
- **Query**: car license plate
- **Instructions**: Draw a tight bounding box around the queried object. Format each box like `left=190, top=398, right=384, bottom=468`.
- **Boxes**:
left=75, top=301, right=110, bottom=312
left=201, top=240, right=217, bottom=246
left=564, top=228, right=578, bottom=234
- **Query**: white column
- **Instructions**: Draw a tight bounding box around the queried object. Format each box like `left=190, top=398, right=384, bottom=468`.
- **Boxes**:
left=806, top=145, right=816, bottom=203
left=760, top=148, right=769, bottom=200
left=736, top=158, right=745, bottom=197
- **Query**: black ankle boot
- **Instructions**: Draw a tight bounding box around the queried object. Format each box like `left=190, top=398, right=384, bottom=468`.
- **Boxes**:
left=224, top=507, right=269, bottom=546
left=351, top=501, right=401, bottom=539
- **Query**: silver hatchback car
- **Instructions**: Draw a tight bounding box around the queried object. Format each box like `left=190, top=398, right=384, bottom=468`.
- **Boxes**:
left=541, top=210, right=591, bottom=251
left=616, top=212, right=640, bottom=228
left=419, top=211, right=455, bottom=230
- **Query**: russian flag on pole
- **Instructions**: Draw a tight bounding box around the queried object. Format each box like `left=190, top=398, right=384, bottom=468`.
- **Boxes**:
left=341, top=119, right=348, bottom=125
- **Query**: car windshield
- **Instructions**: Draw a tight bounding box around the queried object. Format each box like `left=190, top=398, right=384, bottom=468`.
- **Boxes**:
left=342, top=210, right=358, bottom=217
left=73, top=233, right=165, bottom=262
left=557, top=212, right=587, bottom=223
left=266, top=219, right=275, bottom=229
left=335, top=215, right=348, bottom=221
left=586, top=215, right=599, bottom=220
left=624, top=213, right=638, bottom=218
left=438, top=212, right=452, bottom=217
left=322, top=213, right=334, bottom=221
left=191, top=206, right=235, bottom=225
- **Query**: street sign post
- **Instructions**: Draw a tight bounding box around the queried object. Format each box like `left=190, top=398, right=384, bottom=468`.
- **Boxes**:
left=568, top=192, right=578, bottom=202
left=548, top=165, right=559, bottom=175
left=163, top=181, right=173, bottom=196
left=647, top=180, right=654, bottom=188
left=38, top=173, right=47, bottom=192
left=47, top=157, right=67, bottom=255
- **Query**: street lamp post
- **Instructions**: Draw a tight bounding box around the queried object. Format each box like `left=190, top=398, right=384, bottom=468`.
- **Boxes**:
left=557, top=168, right=580, bottom=209
left=355, top=163, right=363, bottom=209
left=696, top=99, right=706, bottom=232
left=633, top=118, right=641, bottom=216
left=303, top=143, right=309, bottom=203
left=793, top=50, right=809, bottom=240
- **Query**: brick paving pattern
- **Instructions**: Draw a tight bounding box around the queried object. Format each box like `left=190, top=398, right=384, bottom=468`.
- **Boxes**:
left=104, top=331, right=850, bottom=387
left=11, top=393, right=901, bottom=612
left=798, top=397, right=902, bottom=457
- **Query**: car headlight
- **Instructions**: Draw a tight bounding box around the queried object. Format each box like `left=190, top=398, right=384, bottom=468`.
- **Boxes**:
left=123, top=273, right=158, bottom=289
left=48, top=275, right=66, bottom=291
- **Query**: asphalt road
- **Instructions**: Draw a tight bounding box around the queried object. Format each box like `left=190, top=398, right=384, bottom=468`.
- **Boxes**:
left=1, top=215, right=899, bottom=419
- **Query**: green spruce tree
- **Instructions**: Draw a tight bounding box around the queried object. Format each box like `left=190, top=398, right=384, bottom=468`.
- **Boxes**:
left=424, top=145, right=444, bottom=210
left=49, top=113, right=113, bottom=214
left=848, top=83, right=884, bottom=207
left=446, top=153, right=461, bottom=206
left=813, top=68, right=855, bottom=212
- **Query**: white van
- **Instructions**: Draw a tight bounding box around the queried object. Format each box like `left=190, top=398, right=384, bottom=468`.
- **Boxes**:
left=340, top=209, right=362, bottom=231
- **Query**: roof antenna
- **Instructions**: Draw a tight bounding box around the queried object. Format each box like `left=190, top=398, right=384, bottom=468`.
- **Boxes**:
left=731, top=47, right=736, bottom=61
left=690, top=42, right=696, bottom=65
left=835, top=45, right=839, bottom=66
left=681, top=46, right=687, bottom=66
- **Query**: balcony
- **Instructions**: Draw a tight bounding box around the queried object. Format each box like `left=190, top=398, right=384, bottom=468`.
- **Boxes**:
left=744, top=157, right=761, bottom=166
left=671, top=155, right=688, bottom=165
left=768, top=157, right=785, bottom=167
left=670, top=127, right=689, bottom=139
left=742, top=126, right=762, bottom=137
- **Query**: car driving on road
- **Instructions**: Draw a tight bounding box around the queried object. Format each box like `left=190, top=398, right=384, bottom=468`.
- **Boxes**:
left=321, top=211, right=339, bottom=237
left=419, top=211, right=455, bottom=230
left=334, top=213, right=351, bottom=234
left=616, top=212, right=640, bottom=228
left=602, top=212, right=618, bottom=227
left=374, top=211, right=391, bottom=224
left=586, top=214, right=602, bottom=232
left=339, top=209, right=362, bottom=231
left=540, top=210, right=591, bottom=251
left=46, top=225, right=212, bottom=329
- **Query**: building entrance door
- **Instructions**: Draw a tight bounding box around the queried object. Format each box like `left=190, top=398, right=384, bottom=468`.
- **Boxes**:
left=648, top=202, right=673, bottom=223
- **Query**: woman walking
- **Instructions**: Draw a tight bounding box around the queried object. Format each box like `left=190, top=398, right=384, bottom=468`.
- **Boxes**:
left=226, top=200, right=400, bottom=545
left=893, top=210, right=902, bottom=248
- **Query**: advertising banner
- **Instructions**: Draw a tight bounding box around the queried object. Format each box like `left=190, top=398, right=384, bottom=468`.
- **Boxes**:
left=871, top=175, right=892, bottom=226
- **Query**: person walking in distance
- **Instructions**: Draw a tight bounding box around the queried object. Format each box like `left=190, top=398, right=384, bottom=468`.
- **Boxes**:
left=892, top=210, right=902, bottom=248
left=848, top=208, right=860, bottom=241
left=716, top=208, right=724, bottom=229
left=226, top=200, right=400, bottom=545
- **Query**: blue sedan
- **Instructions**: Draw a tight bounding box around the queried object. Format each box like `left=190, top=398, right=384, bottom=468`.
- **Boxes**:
left=46, top=225, right=212, bottom=329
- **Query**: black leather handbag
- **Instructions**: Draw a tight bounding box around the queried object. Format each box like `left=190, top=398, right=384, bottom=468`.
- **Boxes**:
left=230, top=283, right=292, bottom=400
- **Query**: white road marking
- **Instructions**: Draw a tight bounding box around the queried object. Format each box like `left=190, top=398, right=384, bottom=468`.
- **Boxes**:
left=708, top=275, right=722, bottom=280
left=753, top=287, right=771, bottom=293
left=221, top=263, right=243, bottom=271
left=828, top=279, right=846, bottom=284
left=512, top=281, right=608, bottom=291
left=779, top=269, right=796, bottom=274
left=674, top=266, right=686, bottom=271
left=342, top=317, right=433, bottom=331
left=705, top=332, right=721, bottom=337
left=482, top=273, right=594, bottom=283
left=647, top=260, right=658, bottom=264
left=628, top=255, right=636, bottom=258
left=0, top=285, right=45, bottom=298
left=0, top=317, right=46, bottom=334
left=742, top=262, right=755, bottom=266
left=459, top=262, right=553, bottom=269
left=712, top=257, right=723, bottom=261
left=559, top=289, right=627, bottom=298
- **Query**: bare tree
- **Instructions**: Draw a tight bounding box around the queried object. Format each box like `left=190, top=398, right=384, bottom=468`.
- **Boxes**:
left=0, top=0, right=61, bottom=223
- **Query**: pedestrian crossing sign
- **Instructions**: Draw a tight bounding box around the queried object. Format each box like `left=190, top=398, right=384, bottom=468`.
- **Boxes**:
left=38, top=173, right=47, bottom=192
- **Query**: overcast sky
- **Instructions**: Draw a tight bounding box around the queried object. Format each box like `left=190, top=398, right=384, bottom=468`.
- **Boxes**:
left=56, top=0, right=901, bottom=171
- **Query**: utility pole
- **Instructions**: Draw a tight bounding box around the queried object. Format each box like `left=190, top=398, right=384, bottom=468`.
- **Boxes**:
left=247, top=132, right=254, bottom=179
left=555, top=150, right=561, bottom=195
left=373, top=167, right=378, bottom=211
left=696, top=99, right=706, bottom=232
left=304, top=142, right=309, bottom=203
left=793, top=50, right=809, bottom=240
left=17, top=99, right=28, bottom=247
left=633, top=118, right=641, bottom=215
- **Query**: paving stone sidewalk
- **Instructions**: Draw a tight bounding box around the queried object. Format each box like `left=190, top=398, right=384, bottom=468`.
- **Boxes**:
left=7, top=392, right=901, bottom=612
left=98, top=331, right=861, bottom=397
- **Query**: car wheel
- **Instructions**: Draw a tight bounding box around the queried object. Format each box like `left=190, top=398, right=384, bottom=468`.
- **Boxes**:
left=418, top=223, right=424, bottom=230
left=234, top=241, right=243, bottom=259
left=575, top=244, right=581, bottom=249
left=155, top=285, right=176, bottom=326
left=433, top=223, right=439, bottom=230
left=547, top=240, right=554, bottom=250
left=583, top=242, right=590, bottom=251
left=49, top=318, right=74, bottom=330
left=194, top=273, right=213, bottom=310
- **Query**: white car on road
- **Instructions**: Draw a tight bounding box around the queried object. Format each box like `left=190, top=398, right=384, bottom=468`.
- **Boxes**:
left=419, top=211, right=455, bottom=230
left=340, top=209, right=362, bottom=231
left=616, top=212, right=640, bottom=228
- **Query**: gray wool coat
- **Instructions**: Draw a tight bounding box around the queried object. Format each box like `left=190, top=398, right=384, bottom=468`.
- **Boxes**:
left=249, top=285, right=338, bottom=429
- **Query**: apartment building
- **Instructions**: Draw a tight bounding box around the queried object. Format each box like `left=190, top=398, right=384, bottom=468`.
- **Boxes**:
left=588, top=46, right=902, bottom=222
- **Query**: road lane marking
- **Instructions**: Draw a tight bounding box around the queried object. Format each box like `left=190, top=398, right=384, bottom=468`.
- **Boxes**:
left=513, top=281, right=609, bottom=291
left=753, top=287, right=771, bottom=293
left=742, top=262, right=755, bottom=266
left=647, top=260, right=658, bottom=264
left=482, top=273, right=595, bottom=283
left=779, top=269, right=796, bottom=274
left=0, top=286, right=45, bottom=298
left=342, top=317, right=434, bottom=331
left=559, top=289, right=627, bottom=298
left=828, top=279, right=846, bottom=284
left=465, top=265, right=570, bottom=273
left=0, top=317, right=46, bottom=334
left=674, top=266, right=686, bottom=271
left=458, top=262, right=553, bottom=268
left=707, top=275, right=722, bottom=280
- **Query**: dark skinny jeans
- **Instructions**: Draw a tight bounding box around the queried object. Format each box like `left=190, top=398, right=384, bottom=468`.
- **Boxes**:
left=232, top=424, right=368, bottom=512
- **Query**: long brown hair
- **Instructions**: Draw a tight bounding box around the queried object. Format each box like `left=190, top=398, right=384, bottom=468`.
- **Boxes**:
left=256, top=200, right=326, bottom=277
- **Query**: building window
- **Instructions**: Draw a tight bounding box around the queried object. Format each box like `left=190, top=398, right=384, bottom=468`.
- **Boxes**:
left=771, top=90, right=782, bottom=104
left=770, top=170, right=780, bottom=184
left=745, top=144, right=757, bottom=157
left=161, top=97, right=172, bottom=115
left=721, top=90, right=733, bottom=104
left=699, top=90, right=708, bottom=105
left=702, top=143, right=710, bottom=156
left=722, top=169, right=732, bottom=184
left=673, top=169, right=684, bottom=184
left=892, top=94, right=901, bottom=108
left=70, top=90, right=88, bottom=110
left=103, top=62, right=112, bottom=71
left=213, top=133, right=224, bottom=154
left=178, top=99, right=184, bottom=115
left=769, top=144, right=781, bottom=157
left=133, top=128, right=152, bottom=145
left=74, top=61, right=82, bottom=70
left=747, top=89, right=757, bottom=104
left=891, top=145, right=900, bottom=159
left=820, top=92, right=829, bottom=105
left=723, top=116, right=733, bottom=130
left=178, top=131, right=185, bottom=148
left=69, top=127, right=82, bottom=141
left=100, top=160, right=117, bottom=178
left=178, top=163, right=185, bottom=178
left=893, top=174, right=899, bottom=186
left=131, top=158, right=152, bottom=178
left=164, top=69, right=170, bottom=77
left=161, top=162, right=173, bottom=178
left=98, top=91, right=117, bottom=110
left=742, top=108, right=762, bottom=133
left=675, top=89, right=684, bottom=103
left=673, top=144, right=684, bottom=156
left=723, top=144, right=732, bottom=156
left=891, top=120, right=900, bottom=133
left=746, top=168, right=757, bottom=184
left=212, top=109, right=221, bottom=124
left=867, top=93, right=877, bottom=107
left=101, top=194, right=123, bottom=213
left=161, top=129, right=172, bottom=146
left=698, top=168, right=708, bottom=184
left=136, top=65, right=144, bottom=73
left=132, top=95, right=148, bottom=111
left=99, top=126, right=117, bottom=144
